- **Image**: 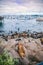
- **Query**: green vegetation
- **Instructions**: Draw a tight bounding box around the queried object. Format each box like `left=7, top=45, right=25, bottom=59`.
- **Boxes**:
left=0, top=51, right=19, bottom=65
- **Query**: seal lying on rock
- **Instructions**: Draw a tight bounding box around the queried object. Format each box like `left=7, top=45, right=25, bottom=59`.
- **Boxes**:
left=18, top=43, right=25, bottom=58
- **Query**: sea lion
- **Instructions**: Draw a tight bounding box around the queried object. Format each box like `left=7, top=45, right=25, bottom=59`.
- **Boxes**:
left=18, top=43, right=25, bottom=58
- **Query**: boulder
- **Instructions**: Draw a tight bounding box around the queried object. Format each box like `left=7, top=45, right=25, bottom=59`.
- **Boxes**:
left=36, top=18, right=43, bottom=21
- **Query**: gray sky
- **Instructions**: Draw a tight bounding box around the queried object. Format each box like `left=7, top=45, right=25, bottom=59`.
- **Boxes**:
left=0, top=0, right=43, bottom=14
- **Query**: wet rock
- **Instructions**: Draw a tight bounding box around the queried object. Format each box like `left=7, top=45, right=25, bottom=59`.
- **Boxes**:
left=31, top=34, right=37, bottom=38
left=31, top=33, right=43, bottom=38
left=16, top=38, right=21, bottom=41
left=36, top=33, right=43, bottom=38
left=3, top=36, right=8, bottom=41
left=1, top=34, right=8, bottom=41
left=21, top=33, right=29, bottom=38
left=0, top=16, right=4, bottom=20
left=11, top=34, right=15, bottom=39
left=14, top=34, right=19, bottom=38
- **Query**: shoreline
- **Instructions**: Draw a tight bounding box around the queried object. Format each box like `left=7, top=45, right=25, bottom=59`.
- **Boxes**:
left=0, top=31, right=43, bottom=41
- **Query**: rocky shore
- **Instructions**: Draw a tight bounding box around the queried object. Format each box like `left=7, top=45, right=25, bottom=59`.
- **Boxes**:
left=0, top=32, right=43, bottom=65
left=0, top=31, right=43, bottom=40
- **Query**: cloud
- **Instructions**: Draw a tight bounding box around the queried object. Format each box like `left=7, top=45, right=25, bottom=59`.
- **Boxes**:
left=0, top=3, right=28, bottom=15
left=0, top=0, right=43, bottom=14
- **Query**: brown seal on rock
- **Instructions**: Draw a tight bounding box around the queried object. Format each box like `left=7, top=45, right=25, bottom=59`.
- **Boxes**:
left=17, top=43, right=25, bottom=58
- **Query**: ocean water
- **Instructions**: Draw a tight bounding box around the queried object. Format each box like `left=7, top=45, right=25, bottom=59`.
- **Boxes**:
left=37, top=62, right=43, bottom=65
left=0, top=15, right=43, bottom=35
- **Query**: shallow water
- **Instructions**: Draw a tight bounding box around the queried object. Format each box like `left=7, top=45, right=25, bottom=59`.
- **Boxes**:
left=0, top=15, right=43, bottom=34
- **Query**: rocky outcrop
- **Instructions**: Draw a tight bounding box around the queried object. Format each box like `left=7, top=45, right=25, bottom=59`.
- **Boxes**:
left=0, top=16, right=4, bottom=20
left=0, top=37, right=43, bottom=65
left=36, top=18, right=43, bottom=21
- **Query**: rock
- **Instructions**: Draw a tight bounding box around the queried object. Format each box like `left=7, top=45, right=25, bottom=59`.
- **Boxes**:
left=0, top=37, right=43, bottom=65
left=20, top=57, right=29, bottom=65
left=40, top=38, right=43, bottom=45
left=8, top=35, right=12, bottom=39
left=23, top=38, right=29, bottom=43
left=31, top=33, right=43, bottom=38
left=0, top=37, right=7, bottom=47
left=25, top=42, right=38, bottom=52
left=0, top=46, right=4, bottom=54
left=34, top=39, right=41, bottom=46
left=36, top=51, right=43, bottom=61
left=31, top=34, right=37, bottom=38
left=21, top=33, right=29, bottom=38
left=8, top=48, right=20, bottom=58
left=37, top=33, right=43, bottom=38
left=36, top=17, right=43, bottom=21
left=0, top=16, right=4, bottom=20
left=14, top=34, right=19, bottom=38
left=16, top=38, right=21, bottom=41
left=28, top=55, right=40, bottom=63
left=2, top=35, right=8, bottom=41
left=5, top=39, right=17, bottom=50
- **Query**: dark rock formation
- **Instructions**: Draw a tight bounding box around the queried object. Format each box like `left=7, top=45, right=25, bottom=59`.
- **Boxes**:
left=0, top=16, right=4, bottom=20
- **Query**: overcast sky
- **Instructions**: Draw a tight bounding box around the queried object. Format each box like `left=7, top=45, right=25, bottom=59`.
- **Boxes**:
left=0, top=0, right=43, bottom=14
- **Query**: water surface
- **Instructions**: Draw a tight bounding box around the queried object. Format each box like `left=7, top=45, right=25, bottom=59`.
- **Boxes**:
left=0, top=15, right=43, bottom=35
